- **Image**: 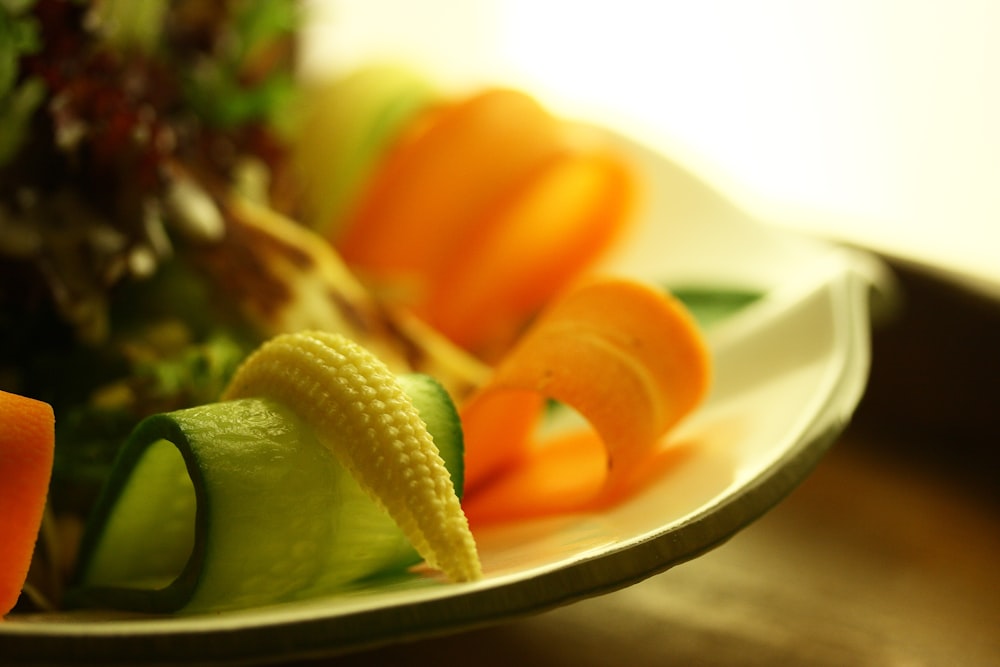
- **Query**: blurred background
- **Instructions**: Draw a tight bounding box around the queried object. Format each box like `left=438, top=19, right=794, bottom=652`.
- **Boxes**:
left=304, top=0, right=999, bottom=296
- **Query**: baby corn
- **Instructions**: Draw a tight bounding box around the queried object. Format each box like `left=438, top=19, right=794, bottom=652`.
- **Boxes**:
left=221, top=330, right=482, bottom=583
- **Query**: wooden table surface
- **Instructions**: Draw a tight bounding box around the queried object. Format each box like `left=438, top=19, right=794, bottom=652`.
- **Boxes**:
left=283, top=258, right=1000, bottom=667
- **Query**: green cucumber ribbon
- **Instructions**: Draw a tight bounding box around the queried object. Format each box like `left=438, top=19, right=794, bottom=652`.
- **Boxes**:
left=68, top=376, right=462, bottom=613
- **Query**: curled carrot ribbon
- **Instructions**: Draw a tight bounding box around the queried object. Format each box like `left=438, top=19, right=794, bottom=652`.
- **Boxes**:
left=459, top=278, right=712, bottom=525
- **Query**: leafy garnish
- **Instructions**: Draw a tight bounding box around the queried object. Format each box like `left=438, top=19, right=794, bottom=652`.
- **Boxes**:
left=0, top=0, right=40, bottom=97
left=182, top=0, right=300, bottom=131
left=670, top=287, right=763, bottom=327
left=0, top=0, right=43, bottom=165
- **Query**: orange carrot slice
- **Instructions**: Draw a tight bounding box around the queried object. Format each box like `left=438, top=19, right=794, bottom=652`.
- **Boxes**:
left=0, top=390, right=55, bottom=617
left=336, top=88, right=563, bottom=284
left=463, top=429, right=608, bottom=525
left=462, top=429, right=699, bottom=526
left=460, top=279, right=711, bottom=522
left=335, top=87, right=638, bottom=359
left=422, top=147, right=635, bottom=358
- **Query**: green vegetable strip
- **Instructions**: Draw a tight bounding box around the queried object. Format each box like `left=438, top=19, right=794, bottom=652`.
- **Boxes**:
left=670, top=287, right=763, bottom=327
left=69, top=375, right=463, bottom=613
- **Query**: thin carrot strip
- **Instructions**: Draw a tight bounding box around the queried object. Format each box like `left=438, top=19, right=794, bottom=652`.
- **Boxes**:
left=0, top=390, right=55, bottom=617
left=459, top=389, right=545, bottom=494
left=462, top=430, right=607, bottom=525
left=422, top=148, right=636, bottom=359
left=460, top=279, right=711, bottom=521
left=462, top=429, right=700, bottom=526
left=336, top=88, right=562, bottom=284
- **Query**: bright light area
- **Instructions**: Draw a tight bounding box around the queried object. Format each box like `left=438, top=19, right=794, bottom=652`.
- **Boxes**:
left=306, top=0, right=1000, bottom=291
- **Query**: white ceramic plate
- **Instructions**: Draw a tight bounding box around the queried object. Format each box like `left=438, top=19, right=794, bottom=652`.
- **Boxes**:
left=0, top=133, right=884, bottom=666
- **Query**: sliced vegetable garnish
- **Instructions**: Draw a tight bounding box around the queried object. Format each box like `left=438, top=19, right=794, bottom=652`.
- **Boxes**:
left=460, top=279, right=711, bottom=523
left=69, top=357, right=472, bottom=613
left=421, top=148, right=635, bottom=358
left=671, top=287, right=764, bottom=328
left=292, top=63, right=438, bottom=236
left=222, top=331, right=481, bottom=584
left=335, top=88, right=563, bottom=277
left=333, top=88, right=635, bottom=358
left=0, top=390, right=55, bottom=617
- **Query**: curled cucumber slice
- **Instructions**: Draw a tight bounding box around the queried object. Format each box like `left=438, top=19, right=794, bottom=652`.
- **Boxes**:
left=69, top=374, right=464, bottom=613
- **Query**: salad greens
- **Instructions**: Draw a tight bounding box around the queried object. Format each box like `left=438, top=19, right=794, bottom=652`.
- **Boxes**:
left=0, top=0, right=307, bottom=610
left=0, top=0, right=42, bottom=164
left=1, top=0, right=300, bottom=491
